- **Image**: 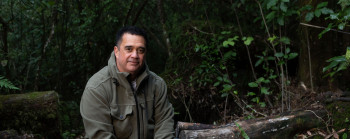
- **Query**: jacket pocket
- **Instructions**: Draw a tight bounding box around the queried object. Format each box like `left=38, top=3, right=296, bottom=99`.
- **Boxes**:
left=110, top=105, right=133, bottom=139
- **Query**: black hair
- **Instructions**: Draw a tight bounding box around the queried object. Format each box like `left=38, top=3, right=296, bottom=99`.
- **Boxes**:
left=115, top=26, right=148, bottom=48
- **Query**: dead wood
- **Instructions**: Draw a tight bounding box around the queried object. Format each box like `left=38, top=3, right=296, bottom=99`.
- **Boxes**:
left=177, top=110, right=327, bottom=139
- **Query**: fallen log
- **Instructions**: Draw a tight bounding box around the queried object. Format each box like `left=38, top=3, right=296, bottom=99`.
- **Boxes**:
left=177, top=110, right=327, bottom=139
left=0, top=91, right=60, bottom=138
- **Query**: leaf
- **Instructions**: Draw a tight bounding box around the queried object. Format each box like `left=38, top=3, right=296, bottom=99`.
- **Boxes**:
left=288, top=53, right=298, bottom=60
left=343, top=133, right=348, bottom=139
left=268, top=35, right=277, bottom=43
left=330, top=13, right=339, bottom=20
left=244, top=37, right=254, bottom=45
left=277, top=16, right=284, bottom=26
left=336, top=62, right=348, bottom=72
left=346, top=47, right=350, bottom=60
left=327, top=56, right=346, bottom=62
left=305, top=12, right=314, bottom=22
left=214, top=82, right=220, bottom=87
left=280, top=37, right=290, bottom=44
left=266, top=11, right=276, bottom=21
left=286, top=47, right=291, bottom=54
left=320, top=8, right=333, bottom=14
left=235, top=122, right=250, bottom=139
left=261, top=87, right=270, bottom=95
left=221, top=92, right=229, bottom=97
left=223, top=40, right=235, bottom=47
left=251, top=97, right=259, bottom=103
left=0, top=76, right=20, bottom=90
left=223, top=41, right=229, bottom=47
left=299, top=5, right=312, bottom=11
left=257, top=77, right=265, bottom=83
left=247, top=92, right=256, bottom=96
left=280, top=2, right=287, bottom=12
left=275, top=52, right=284, bottom=58
left=316, top=2, right=328, bottom=9
left=323, top=61, right=339, bottom=72
left=255, top=58, right=264, bottom=67
left=223, top=51, right=237, bottom=61
left=248, top=82, right=258, bottom=88
left=259, top=102, right=266, bottom=107
left=318, top=23, right=333, bottom=39
left=222, top=84, right=232, bottom=92
left=338, top=22, right=346, bottom=30
left=315, top=9, right=321, bottom=17
left=217, top=76, right=223, bottom=81
left=267, top=0, right=278, bottom=9
left=269, top=75, right=277, bottom=79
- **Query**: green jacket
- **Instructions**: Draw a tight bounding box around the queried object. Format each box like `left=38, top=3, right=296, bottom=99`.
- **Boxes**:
left=80, top=52, right=174, bottom=139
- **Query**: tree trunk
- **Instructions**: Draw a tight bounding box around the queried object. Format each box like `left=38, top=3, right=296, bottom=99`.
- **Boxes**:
left=34, top=1, right=58, bottom=91
left=0, top=16, right=10, bottom=79
left=157, top=0, right=172, bottom=58
left=177, top=110, right=327, bottom=139
left=297, top=0, right=350, bottom=91
left=0, top=91, right=61, bottom=138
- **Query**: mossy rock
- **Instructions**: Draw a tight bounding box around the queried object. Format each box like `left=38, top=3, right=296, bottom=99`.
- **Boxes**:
left=0, top=91, right=61, bottom=138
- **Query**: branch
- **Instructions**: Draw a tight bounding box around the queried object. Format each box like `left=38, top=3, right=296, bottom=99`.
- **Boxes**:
left=190, top=25, right=215, bottom=35
left=132, top=0, right=149, bottom=25
left=300, top=23, right=350, bottom=35
left=123, top=0, right=135, bottom=26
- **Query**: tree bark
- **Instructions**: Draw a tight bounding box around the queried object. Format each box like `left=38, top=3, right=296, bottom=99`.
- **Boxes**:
left=0, top=91, right=60, bottom=138
left=178, top=110, right=327, bottom=139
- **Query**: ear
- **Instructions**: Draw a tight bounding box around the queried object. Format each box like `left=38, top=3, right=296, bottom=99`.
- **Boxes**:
left=114, top=46, right=119, bottom=58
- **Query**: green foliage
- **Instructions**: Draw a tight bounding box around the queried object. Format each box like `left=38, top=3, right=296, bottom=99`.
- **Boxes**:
left=303, top=2, right=334, bottom=22
left=235, top=122, right=250, bottom=139
left=323, top=47, right=350, bottom=78
left=58, top=101, right=83, bottom=138
left=0, top=76, right=20, bottom=90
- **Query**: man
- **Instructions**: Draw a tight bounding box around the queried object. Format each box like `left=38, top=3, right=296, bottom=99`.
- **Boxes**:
left=80, top=26, right=174, bottom=139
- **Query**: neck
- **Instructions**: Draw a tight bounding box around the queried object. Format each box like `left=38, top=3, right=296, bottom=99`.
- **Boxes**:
left=128, top=74, right=137, bottom=81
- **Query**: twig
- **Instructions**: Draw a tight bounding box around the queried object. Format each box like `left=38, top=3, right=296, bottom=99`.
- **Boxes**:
left=300, top=22, right=350, bottom=35
left=305, top=110, right=330, bottom=133
left=241, top=100, right=267, bottom=117
left=190, top=25, right=215, bottom=35
left=255, top=0, right=271, bottom=38
left=305, top=28, right=314, bottom=93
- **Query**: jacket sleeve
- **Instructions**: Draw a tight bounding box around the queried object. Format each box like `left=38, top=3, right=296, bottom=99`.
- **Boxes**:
left=153, top=79, right=175, bottom=139
left=80, top=87, right=115, bottom=139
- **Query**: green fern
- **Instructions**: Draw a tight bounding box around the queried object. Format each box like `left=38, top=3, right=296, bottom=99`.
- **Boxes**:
left=0, top=76, right=20, bottom=90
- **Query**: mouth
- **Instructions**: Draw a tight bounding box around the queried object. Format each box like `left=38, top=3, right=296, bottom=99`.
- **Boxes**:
left=128, top=61, right=139, bottom=65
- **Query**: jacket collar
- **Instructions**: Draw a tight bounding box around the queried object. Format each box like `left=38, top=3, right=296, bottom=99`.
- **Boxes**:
left=107, top=51, right=150, bottom=90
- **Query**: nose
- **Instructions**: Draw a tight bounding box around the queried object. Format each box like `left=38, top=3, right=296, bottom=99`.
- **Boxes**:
left=131, top=50, right=139, bottom=58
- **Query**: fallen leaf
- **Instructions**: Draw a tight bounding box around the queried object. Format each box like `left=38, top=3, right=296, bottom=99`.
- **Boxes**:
left=333, top=132, right=339, bottom=139
left=337, top=128, right=346, bottom=133
left=307, top=131, right=312, bottom=136
left=318, top=131, right=326, bottom=137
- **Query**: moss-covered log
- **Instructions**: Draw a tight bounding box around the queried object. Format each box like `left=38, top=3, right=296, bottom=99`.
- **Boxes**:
left=0, top=91, right=60, bottom=138
left=178, top=110, right=327, bottom=139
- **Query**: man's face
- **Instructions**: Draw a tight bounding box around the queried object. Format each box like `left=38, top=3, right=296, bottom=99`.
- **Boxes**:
left=114, top=33, right=146, bottom=75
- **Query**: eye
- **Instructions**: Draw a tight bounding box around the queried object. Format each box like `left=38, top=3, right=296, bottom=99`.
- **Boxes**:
left=137, top=48, right=146, bottom=54
left=125, top=46, right=132, bottom=52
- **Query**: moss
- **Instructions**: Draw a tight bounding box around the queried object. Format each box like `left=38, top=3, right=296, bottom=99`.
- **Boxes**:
left=0, top=91, right=60, bottom=137
left=326, top=101, right=350, bottom=134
